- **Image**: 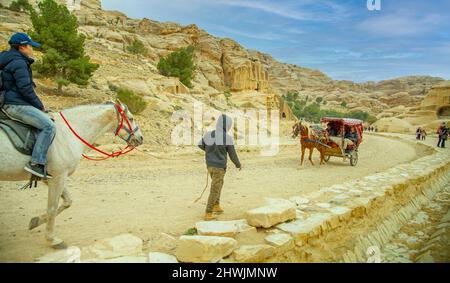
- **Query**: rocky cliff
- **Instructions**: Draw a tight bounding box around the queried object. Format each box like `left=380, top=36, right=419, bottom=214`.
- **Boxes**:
left=0, top=0, right=449, bottom=138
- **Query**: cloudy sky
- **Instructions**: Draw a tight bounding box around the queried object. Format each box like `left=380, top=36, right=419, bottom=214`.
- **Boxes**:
left=102, top=0, right=450, bottom=82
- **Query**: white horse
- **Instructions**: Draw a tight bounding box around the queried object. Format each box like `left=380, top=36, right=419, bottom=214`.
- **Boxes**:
left=0, top=101, right=144, bottom=249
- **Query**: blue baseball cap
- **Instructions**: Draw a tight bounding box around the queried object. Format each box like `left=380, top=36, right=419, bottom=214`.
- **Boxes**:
left=8, top=32, right=41, bottom=48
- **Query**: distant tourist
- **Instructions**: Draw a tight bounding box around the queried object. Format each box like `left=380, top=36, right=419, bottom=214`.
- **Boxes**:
left=421, top=128, right=427, bottom=141
left=437, top=122, right=448, bottom=148
left=416, top=127, right=422, bottom=140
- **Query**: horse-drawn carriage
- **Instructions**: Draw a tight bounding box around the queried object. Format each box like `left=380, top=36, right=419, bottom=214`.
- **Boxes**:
left=320, top=117, right=364, bottom=166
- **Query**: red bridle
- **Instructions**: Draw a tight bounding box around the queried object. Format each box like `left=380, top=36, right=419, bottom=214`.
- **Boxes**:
left=59, top=102, right=137, bottom=161
left=293, top=124, right=309, bottom=140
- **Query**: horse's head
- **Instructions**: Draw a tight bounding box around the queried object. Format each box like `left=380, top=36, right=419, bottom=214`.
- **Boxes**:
left=292, top=121, right=309, bottom=139
left=113, top=101, right=144, bottom=148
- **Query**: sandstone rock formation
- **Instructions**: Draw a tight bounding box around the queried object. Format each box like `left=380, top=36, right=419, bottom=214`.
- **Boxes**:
left=1, top=1, right=448, bottom=141
left=421, top=82, right=450, bottom=117
left=372, top=117, right=413, bottom=133
left=373, top=81, right=450, bottom=133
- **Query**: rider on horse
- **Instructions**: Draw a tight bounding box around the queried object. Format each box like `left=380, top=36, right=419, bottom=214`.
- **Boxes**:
left=0, top=32, right=55, bottom=179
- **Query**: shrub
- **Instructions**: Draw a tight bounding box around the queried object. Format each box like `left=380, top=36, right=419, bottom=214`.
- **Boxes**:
left=183, top=228, right=197, bottom=236
left=157, top=45, right=196, bottom=88
left=224, top=90, right=232, bottom=101
left=8, top=0, right=31, bottom=12
left=116, top=88, right=147, bottom=115
left=126, top=38, right=148, bottom=56
left=284, top=93, right=376, bottom=123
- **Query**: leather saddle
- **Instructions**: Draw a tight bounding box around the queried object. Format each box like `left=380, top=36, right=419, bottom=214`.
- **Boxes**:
left=0, top=108, right=37, bottom=155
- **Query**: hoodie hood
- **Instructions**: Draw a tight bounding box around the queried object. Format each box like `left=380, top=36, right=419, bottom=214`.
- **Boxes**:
left=215, top=114, right=233, bottom=132
left=0, top=48, right=34, bottom=69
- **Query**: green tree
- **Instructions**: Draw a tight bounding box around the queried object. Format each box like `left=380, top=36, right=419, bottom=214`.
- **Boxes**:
left=367, top=115, right=378, bottom=124
left=8, top=0, right=31, bottom=12
left=29, top=0, right=99, bottom=92
left=303, top=103, right=321, bottom=122
left=116, top=88, right=147, bottom=115
left=315, top=96, right=323, bottom=104
left=340, top=101, right=347, bottom=108
left=348, top=110, right=369, bottom=121
left=126, top=38, right=148, bottom=56
left=157, top=45, right=196, bottom=88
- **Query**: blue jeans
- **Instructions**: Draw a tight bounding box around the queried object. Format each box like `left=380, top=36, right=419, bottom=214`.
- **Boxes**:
left=3, top=104, right=56, bottom=165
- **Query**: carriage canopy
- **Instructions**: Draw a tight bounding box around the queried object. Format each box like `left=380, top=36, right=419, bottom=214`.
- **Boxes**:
left=320, top=117, right=364, bottom=140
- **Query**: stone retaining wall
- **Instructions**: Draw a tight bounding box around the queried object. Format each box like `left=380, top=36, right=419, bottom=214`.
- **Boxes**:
left=37, top=134, right=449, bottom=263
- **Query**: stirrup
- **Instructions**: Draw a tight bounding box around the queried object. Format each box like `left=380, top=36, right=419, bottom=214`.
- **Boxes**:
left=19, top=175, right=41, bottom=190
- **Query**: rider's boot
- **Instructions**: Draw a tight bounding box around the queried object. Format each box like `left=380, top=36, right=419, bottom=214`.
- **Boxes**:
left=24, top=163, right=53, bottom=179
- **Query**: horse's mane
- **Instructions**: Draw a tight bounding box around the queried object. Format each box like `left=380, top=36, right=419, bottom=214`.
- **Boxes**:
left=62, top=101, right=115, bottom=112
left=302, top=121, right=312, bottom=139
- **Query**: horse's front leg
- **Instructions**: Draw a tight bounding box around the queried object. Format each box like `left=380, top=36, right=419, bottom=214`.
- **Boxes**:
left=45, top=174, right=68, bottom=249
left=29, top=188, right=72, bottom=230
left=300, top=145, right=306, bottom=166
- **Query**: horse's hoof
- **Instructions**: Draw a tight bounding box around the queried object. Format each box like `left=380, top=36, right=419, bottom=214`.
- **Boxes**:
left=29, top=217, right=40, bottom=230
left=52, top=241, right=67, bottom=250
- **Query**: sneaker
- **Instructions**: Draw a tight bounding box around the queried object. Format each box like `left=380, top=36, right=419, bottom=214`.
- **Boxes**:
left=24, top=163, right=53, bottom=179
left=212, top=204, right=224, bottom=214
left=204, top=212, right=217, bottom=221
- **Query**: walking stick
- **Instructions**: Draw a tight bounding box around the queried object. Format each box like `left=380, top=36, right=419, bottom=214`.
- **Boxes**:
left=194, top=170, right=209, bottom=203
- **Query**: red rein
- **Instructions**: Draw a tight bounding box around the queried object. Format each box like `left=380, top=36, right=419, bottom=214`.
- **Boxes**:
left=59, top=103, right=136, bottom=161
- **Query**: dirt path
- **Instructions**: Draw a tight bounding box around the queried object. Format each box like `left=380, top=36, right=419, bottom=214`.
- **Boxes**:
left=0, top=134, right=429, bottom=262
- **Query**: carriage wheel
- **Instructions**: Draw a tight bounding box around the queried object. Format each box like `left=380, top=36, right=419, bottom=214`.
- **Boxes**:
left=350, top=151, right=358, bottom=166
left=324, top=155, right=331, bottom=162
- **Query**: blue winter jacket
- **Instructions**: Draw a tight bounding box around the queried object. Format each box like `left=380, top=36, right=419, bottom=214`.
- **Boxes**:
left=0, top=48, right=44, bottom=110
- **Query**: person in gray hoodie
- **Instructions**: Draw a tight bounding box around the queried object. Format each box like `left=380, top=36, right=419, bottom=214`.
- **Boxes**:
left=198, top=114, right=242, bottom=220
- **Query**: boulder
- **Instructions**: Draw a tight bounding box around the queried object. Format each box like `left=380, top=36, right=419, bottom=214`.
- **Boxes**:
left=195, top=219, right=255, bottom=237
left=81, top=234, right=143, bottom=260
left=245, top=200, right=296, bottom=228
left=176, top=235, right=237, bottom=263
left=36, top=246, right=81, bottom=263
left=148, top=252, right=178, bottom=263
left=289, top=197, right=310, bottom=206
left=265, top=233, right=294, bottom=249
left=277, top=213, right=332, bottom=245
left=83, top=256, right=148, bottom=263
left=232, top=245, right=276, bottom=263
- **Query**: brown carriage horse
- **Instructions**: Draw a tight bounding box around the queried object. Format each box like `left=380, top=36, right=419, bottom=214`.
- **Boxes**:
left=292, top=121, right=328, bottom=165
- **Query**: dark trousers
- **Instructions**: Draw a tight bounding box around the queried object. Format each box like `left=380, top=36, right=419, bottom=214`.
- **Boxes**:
left=437, top=138, right=446, bottom=148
